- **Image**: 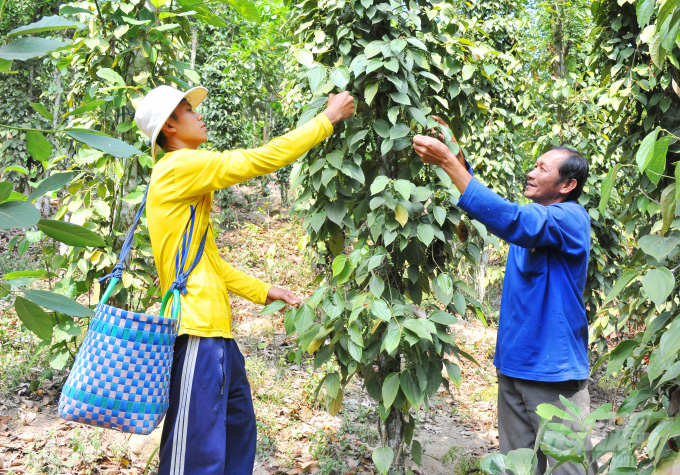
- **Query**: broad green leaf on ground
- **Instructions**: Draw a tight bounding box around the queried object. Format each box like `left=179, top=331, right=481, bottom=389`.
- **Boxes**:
left=8, top=15, right=85, bottom=36
left=23, top=289, right=94, bottom=318
left=0, top=201, right=40, bottom=229
left=642, top=267, right=675, bottom=306
left=372, top=446, right=394, bottom=474
left=28, top=172, right=77, bottom=202
left=64, top=129, right=141, bottom=157
left=37, top=219, right=105, bottom=247
left=14, top=296, right=53, bottom=341
left=0, top=37, right=72, bottom=61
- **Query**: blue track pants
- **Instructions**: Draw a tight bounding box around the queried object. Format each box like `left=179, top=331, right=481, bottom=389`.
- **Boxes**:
left=158, top=335, right=257, bottom=474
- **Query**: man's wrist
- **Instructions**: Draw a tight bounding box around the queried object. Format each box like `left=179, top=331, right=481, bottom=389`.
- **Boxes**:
left=322, top=110, right=340, bottom=125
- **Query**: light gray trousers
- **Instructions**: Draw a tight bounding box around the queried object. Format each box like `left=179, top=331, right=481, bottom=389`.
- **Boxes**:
left=497, top=371, right=597, bottom=475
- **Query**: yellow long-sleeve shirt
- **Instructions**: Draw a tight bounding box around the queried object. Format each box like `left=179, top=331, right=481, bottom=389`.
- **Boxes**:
left=147, top=114, right=333, bottom=338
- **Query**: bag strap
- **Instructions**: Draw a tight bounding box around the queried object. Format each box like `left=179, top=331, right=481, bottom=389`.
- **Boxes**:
left=99, top=183, right=209, bottom=322
left=99, top=184, right=150, bottom=286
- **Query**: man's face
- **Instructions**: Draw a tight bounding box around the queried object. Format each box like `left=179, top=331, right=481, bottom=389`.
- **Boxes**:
left=524, top=150, right=570, bottom=206
left=167, top=100, right=207, bottom=149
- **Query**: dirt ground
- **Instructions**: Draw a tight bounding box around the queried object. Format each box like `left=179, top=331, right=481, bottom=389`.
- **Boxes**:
left=0, top=200, right=621, bottom=474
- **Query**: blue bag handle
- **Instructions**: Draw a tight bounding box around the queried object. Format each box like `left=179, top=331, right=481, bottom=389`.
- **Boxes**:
left=99, top=183, right=209, bottom=324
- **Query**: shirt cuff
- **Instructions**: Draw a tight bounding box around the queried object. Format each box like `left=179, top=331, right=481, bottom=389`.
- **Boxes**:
left=258, top=282, right=273, bottom=306
left=315, top=113, right=334, bottom=137
left=457, top=176, right=480, bottom=211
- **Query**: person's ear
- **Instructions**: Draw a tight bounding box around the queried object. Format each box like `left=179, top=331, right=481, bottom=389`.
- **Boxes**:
left=161, top=120, right=175, bottom=136
left=560, top=178, right=577, bottom=196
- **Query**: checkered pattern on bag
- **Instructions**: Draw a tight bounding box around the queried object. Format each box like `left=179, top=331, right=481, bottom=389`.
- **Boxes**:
left=58, top=303, right=178, bottom=435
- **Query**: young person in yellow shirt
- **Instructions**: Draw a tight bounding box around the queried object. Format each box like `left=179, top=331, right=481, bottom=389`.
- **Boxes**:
left=134, top=85, right=355, bottom=474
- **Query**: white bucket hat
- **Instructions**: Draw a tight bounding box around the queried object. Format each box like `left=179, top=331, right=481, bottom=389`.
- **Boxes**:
left=134, top=85, right=208, bottom=160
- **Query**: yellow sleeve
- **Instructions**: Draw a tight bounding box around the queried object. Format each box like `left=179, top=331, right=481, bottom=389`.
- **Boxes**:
left=173, top=114, right=333, bottom=199
left=219, top=259, right=271, bottom=305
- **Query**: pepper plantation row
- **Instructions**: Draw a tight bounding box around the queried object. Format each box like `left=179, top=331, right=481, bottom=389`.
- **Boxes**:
left=0, top=0, right=679, bottom=473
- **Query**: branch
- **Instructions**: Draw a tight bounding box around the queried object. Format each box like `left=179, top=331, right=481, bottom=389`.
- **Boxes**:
left=637, top=186, right=659, bottom=205
left=0, top=123, right=58, bottom=133
left=94, top=0, right=108, bottom=36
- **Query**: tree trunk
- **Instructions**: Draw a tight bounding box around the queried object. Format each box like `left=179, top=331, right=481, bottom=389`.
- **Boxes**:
left=474, top=248, right=488, bottom=303
left=378, top=354, right=405, bottom=468
left=551, top=1, right=569, bottom=127
left=52, top=69, right=62, bottom=129
left=29, top=65, right=34, bottom=102
left=381, top=408, right=405, bottom=465
left=190, top=24, right=197, bottom=71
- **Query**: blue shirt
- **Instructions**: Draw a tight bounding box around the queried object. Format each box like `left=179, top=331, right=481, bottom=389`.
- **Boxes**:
left=457, top=178, right=591, bottom=382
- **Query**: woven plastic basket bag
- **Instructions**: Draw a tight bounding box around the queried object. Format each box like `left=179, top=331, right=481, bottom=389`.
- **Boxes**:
left=58, top=187, right=207, bottom=435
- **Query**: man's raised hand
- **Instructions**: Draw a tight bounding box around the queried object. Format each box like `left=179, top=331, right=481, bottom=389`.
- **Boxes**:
left=413, top=134, right=455, bottom=167
left=322, top=91, right=355, bottom=125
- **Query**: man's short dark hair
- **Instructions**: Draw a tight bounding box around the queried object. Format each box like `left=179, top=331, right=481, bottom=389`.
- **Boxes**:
left=155, top=98, right=188, bottom=151
left=552, top=146, right=589, bottom=202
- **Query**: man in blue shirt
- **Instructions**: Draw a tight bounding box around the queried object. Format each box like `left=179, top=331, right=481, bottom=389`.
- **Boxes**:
left=412, top=131, right=593, bottom=474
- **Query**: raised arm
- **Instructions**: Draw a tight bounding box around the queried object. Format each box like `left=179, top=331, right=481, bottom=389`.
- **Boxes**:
left=458, top=179, right=590, bottom=253
left=173, top=92, right=355, bottom=198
